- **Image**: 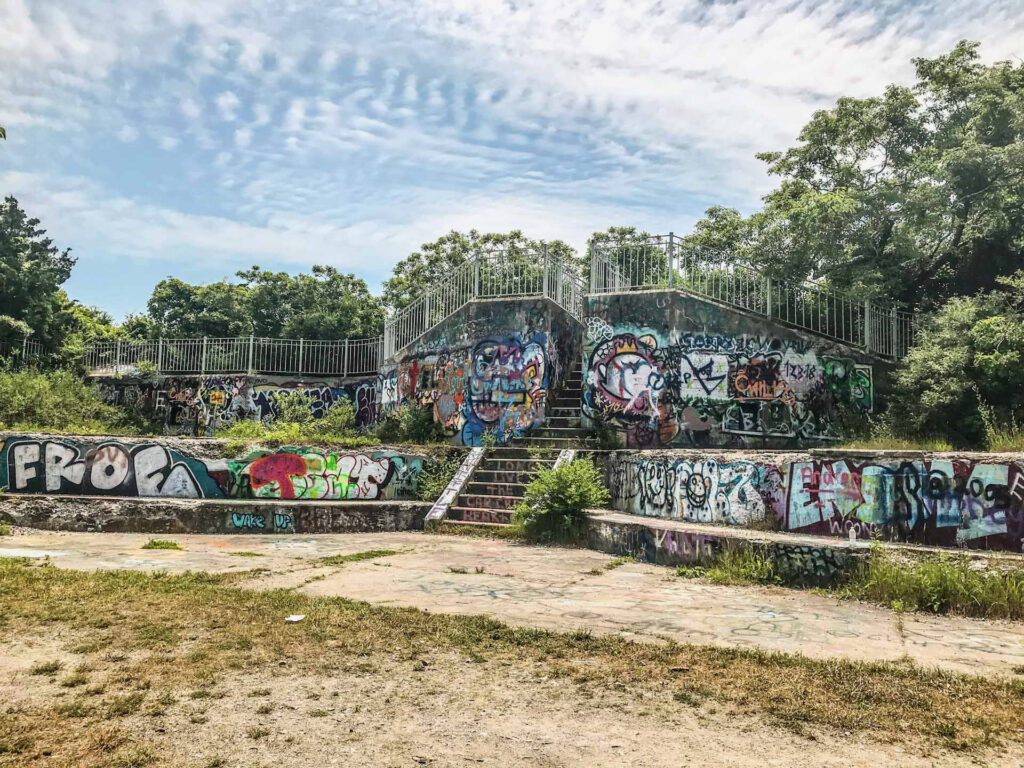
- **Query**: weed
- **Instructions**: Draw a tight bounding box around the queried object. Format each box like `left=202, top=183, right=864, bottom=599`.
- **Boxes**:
left=0, top=524, right=10, bottom=536
left=140, top=539, right=181, bottom=551
left=60, top=672, right=88, bottom=688
left=319, top=549, right=400, bottom=567
left=448, top=566, right=468, bottom=574
left=228, top=551, right=265, bottom=558
left=604, top=557, right=634, bottom=571
left=309, top=709, right=330, bottom=718
left=247, top=726, right=270, bottom=739
left=256, top=703, right=274, bottom=714
left=514, top=459, right=609, bottom=542
left=108, top=692, right=146, bottom=716
left=30, top=660, right=63, bottom=676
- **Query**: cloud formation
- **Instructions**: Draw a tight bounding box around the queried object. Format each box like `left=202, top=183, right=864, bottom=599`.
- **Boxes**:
left=1, top=0, right=1021, bottom=316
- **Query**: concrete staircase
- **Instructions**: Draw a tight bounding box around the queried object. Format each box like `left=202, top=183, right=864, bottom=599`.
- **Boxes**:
left=446, top=447, right=557, bottom=526
left=443, top=359, right=588, bottom=528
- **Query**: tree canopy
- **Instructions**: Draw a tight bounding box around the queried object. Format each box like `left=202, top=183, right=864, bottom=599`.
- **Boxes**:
left=681, top=41, right=1024, bottom=309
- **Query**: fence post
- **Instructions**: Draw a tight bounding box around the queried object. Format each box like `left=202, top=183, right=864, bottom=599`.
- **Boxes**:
left=200, top=336, right=208, bottom=375
left=667, top=232, right=675, bottom=288
left=298, top=338, right=304, bottom=376
left=473, top=255, right=480, bottom=299
left=343, top=339, right=350, bottom=378
left=157, top=338, right=165, bottom=374
left=890, top=307, right=898, bottom=359
left=765, top=278, right=772, bottom=318
left=115, top=338, right=122, bottom=372
left=247, top=334, right=255, bottom=373
left=542, top=242, right=550, bottom=297
left=863, top=301, right=872, bottom=352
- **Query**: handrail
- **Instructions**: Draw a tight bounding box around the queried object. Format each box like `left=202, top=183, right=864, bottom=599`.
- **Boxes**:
left=588, top=233, right=916, bottom=359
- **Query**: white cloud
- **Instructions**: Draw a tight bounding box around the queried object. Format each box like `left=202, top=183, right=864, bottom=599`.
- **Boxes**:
left=158, top=135, right=180, bottom=150
left=216, top=90, right=241, bottom=121
left=234, top=127, right=252, bottom=148
left=116, top=125, right=138, bottom=142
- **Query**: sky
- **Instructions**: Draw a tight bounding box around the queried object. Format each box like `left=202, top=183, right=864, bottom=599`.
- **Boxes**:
left=2, top=0, right=1023, bottom=321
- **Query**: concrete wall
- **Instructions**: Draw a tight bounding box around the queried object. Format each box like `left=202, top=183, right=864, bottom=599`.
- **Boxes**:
left=604, top=449, right=1024, bottom=553
left=583, top=291, right=882, bottom=449
left=0, top=432, right=425, bottom=502
left=94, top=373, right=380, bottom=437
left=382, top=297, right=581, bottom=445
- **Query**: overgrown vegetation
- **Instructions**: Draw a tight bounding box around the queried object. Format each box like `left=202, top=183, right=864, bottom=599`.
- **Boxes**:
left=514, top=460, right=609, bottom=542
left=215, top=392, right=378, bottom=448
left=415, top=449, right=465, bottom=502
left=372, top=404, right=446, bottom=444
left=676, top=545, right=1024, bottom=621
left=140, top=539, right=181, bottom=551
left=317, top=549, right=401, bottom=566
left=0, top=369, right=135, bottom=435
left=0, top=558, right=1019, bottom=759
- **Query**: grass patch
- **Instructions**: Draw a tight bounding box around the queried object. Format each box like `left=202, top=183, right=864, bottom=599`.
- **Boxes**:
left=430, top=522, right=525, bottom=540
left=604, top=557, right=634, bottom=571
left=835, top=436, right=954, bottom=451
left=140, top=540, right=181, bottom=551
left=675, top=545, right=1024, bottom=620
left=0, top=523, right=10, bottom=536
left=227, top=551, right=265, bottom=558
left=0, top=558, right=1018, bottom=756
left=30, top=660, right=63, bottom=676
left=317, top=549, right=400, bottom=566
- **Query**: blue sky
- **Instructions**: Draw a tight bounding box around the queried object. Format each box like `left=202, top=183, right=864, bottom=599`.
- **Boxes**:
left=2, top=0, right=1022, bottom=320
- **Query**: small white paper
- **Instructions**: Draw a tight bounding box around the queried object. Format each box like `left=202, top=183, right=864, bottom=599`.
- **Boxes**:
left=284, top=614, right=306, bottom=623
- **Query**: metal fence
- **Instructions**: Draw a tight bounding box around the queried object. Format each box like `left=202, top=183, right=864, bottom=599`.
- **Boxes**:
left=84, top=336, right=384, bottom=378
left=383, top=244, right=585, bottom=357
left=589, top=233, right=916, bottom=359
left=0, top=338, right=47, bottom=369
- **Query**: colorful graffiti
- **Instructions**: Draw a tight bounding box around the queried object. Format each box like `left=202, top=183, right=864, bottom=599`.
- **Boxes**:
left=584, top=328, right=873, bottom=448
left=227, top=449, right=422, bottom=501
left=0, top=438, right=224, bottom=498
left=0, top=437, right=424, bottom=503
left=606, top=452, right=1024, bottom=552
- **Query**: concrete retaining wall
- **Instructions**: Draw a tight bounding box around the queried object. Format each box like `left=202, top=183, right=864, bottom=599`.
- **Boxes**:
left=0, top=432, right=429, bottom=503
left=0, top=494, right=429, bottom=534
left=603, top=448, right=1024, bottom=553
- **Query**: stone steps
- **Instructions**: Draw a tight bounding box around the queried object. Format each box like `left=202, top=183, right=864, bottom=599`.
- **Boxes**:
left=448, top=506, right=517, bottom=524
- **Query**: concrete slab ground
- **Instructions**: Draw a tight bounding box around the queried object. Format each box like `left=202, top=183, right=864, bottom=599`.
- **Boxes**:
left=2, top=528, right=1022, bottom=677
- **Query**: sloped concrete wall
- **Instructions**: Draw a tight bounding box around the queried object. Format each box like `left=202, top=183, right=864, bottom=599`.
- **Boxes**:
left=382, top=297, right=581, bottom=445
left=604, top=449, right=1024, bottom=553
left=583, top=290, right=886, bottom=449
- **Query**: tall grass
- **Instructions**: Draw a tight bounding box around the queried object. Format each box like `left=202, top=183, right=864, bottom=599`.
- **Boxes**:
left=0, top=369, right=130, bottom=434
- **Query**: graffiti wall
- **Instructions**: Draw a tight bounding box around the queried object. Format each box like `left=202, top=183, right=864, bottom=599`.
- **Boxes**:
left=96, top=375, right=381, bottom=436
left=606, top=451, right=1024, bottom=553
left=0, top=435, right=424, bottom=505
left=382, top=298, right=580, bottom=446
left=584, top=292, right=878, bottom=449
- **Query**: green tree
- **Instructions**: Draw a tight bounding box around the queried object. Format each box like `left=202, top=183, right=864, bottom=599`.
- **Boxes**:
left=890, top=271, right=1024, bottom=448
left=145, top=277, right=252, bottom=337
left=682, top=41, right=1024, bottom=308
left=0, top=197, right=76, bottom=348
left=382, top=230, right=577, bottom=313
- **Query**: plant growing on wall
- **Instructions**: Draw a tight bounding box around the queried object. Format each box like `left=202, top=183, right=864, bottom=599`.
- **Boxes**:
left=514, top=459, right=610, bottom=542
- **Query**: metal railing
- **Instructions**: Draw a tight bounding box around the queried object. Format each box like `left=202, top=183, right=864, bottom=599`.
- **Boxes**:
left=589, top=233, right=916, bottom=358
left=0, top=338, right=47, bottom=369
left=383, top=244, right=585, bottom=357
left=84, top=336, right=384, bottom=378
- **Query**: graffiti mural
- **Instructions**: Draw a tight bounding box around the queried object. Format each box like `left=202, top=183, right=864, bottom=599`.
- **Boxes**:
left=584, top=327, right=873, bottom=448
left=0, top=437, right=224, bottom=498
left=226, top=449, right=422, bottom=501
left=606, top=451, right=1024, bottom=552
left=0, top=437, right=424, bottom=503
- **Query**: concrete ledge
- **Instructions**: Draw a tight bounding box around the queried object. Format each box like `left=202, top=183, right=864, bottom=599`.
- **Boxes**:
left=0, top=494, right=430, bottom=535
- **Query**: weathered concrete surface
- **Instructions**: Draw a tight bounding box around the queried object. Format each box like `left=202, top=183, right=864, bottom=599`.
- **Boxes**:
left=1, top=528, right=1022, bottom=676
left=0, top=494, right=429, bottom=533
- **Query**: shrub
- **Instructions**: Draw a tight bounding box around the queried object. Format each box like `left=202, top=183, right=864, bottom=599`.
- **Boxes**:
left=272, top=391, right=315, bottom=425
left=514, top=459, right=609, bottom=542
left=0, top=369, right=126, bottom=434
left=318, top=400, right=355, bottom=435
left=373, top=404, right=445, bottom=444
left=416, top=450, right=465, bottom=502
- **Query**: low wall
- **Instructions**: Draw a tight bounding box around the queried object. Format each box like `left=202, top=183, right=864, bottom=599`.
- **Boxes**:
left=0, top=495, right=429, bottom=534
left=93, top=373, right=380, bottom=437
left=604, top=449, right=1024, bottom=553
left=0, top=432, right=428, bottom=503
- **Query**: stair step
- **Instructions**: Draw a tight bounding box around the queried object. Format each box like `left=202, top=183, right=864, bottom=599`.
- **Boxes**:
left=481, top=459, right=556, bottom=472
left=545, top=417, right=582, bottom=428
left=464, top=481, right=529, bottom=496
left=448, top=507, right=516, bottom=524
left=456, top=494, right=522, bottom=510
left=550, top=407, right=581, bottom=417
left=472, top=469, right=543, bottom=484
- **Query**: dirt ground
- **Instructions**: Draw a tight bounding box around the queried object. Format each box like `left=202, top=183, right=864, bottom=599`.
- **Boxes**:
left=1, top=633, right=1013, bottom=768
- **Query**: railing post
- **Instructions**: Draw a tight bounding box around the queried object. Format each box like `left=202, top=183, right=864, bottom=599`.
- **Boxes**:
left=115, top=338, right=122, bottom=373
left=863, top=301, right=872, bottom=352
left=589, top=245, right=596, bottom=292
left=424, top=292, right=431, bottom=331
left=542, top=242, right=550, bottom=297
left=473, top=255, right=480, bottom=299
left=200, top=336, right=208, bottom=374
left=298, top=338, right=304, bottom=376
left=765, top=278, right=772, bottom=318
left=343, top=339, right=350, bottom=378
left=247, top=334, right=255, bottom=373
left=890, top=307, right=898, bottom=359
left=157, top=338, right=165, bottom=374
left=667, top=232, right=675, bottom=287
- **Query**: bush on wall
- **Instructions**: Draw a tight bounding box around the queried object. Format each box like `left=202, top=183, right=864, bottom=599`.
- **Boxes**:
left=0, top=369, right=133, bottom=434
left=514, top=459, right=610, bottom=542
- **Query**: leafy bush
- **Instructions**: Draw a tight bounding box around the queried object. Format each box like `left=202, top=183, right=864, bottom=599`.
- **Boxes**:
left=373, top=405, right=445, bottom=444
left=272, top=391, right=315, bottom=426
left=0, top=369, right=128, bottom=434
left=416, top=450, right=465, bottom=502
left=514, top=459, right=609, bottom=542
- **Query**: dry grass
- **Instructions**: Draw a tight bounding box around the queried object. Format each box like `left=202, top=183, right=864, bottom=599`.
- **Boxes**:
left=0, top=557, right=1020, bottom=765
